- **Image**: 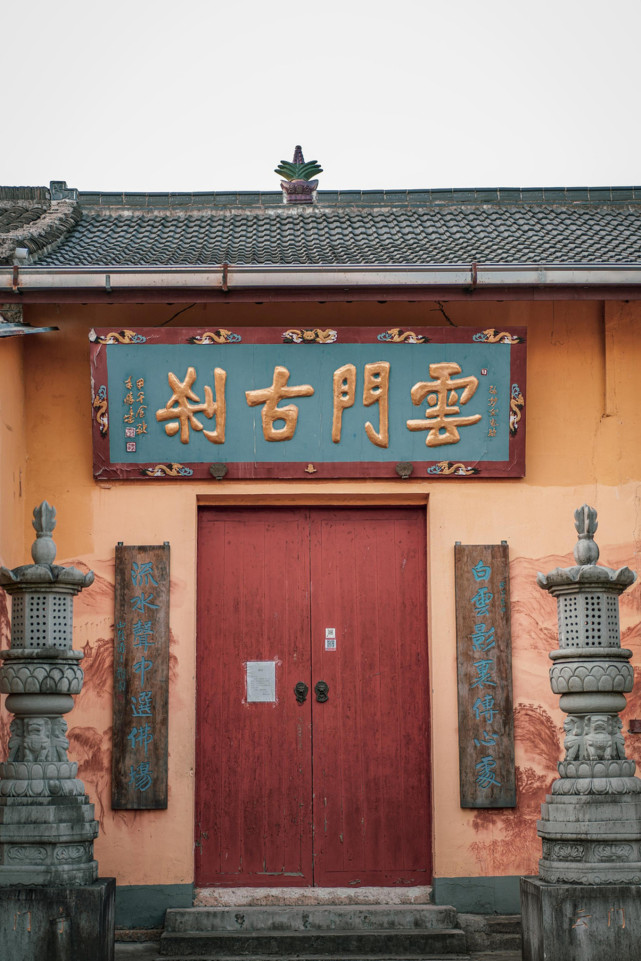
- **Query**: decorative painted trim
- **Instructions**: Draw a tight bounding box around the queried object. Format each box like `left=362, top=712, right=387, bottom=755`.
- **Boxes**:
left=89, top=329, right=147, bottom=344
left=473, top=329, right=525, bottom=344
left=377, top=328, right=429, bottom=343
left=141, top=464, right=194, bottom=477
left=97, top=459, right=519, bottom=481
left=187, top=330, right=241, bottom=344
left=93, top=385, right=109, bottom=437
left=426, top=461, right=480, bottom=476
left=282, top=328, right=338, bottom=344
left=508, top=384, right=524, bottom=437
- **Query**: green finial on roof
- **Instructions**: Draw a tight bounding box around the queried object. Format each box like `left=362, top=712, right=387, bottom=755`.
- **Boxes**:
left=275, top=145, right=323, bottom=182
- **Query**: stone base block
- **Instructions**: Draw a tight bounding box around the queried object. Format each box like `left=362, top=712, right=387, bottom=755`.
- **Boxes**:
left=0, top=794, right=99, bottom=885
left=521, top=876, right=641, bottom=961
left=0, top=876, right=114, bottom=961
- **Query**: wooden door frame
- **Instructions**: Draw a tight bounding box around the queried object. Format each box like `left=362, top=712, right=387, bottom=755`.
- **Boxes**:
left=194, top=489, right=434, bottom=887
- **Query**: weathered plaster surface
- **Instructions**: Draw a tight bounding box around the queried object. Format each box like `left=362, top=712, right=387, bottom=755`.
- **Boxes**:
left=0, top=335, right=25, bottom=569
left=0, top=297, right=637, bottom=887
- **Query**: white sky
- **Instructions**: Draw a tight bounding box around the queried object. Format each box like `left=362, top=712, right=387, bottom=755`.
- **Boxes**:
left=4, top=0, right=640, bottom=193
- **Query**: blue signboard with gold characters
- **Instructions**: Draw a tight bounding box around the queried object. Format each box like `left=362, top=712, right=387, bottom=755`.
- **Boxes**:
left=90, top=325, right=526, bottom=480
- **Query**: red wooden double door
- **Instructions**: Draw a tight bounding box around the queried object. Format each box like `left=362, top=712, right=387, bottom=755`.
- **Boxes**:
left=196, top=507, right=431, bottom=887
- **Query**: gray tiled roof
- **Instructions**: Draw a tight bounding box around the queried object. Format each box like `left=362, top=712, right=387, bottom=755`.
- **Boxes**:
left=2, top=185, right=641, bottom=268
left=0, top=187, right=81, bottom=266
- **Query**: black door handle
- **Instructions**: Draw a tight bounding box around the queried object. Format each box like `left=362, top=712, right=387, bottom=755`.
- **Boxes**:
left=315, top=680, right=329, bottom=703
left=294, top=681, right=309, bottom=704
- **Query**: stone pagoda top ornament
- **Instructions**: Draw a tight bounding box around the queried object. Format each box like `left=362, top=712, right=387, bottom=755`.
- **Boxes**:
left=0, top=501, right=93, bottom=591
left=537, top=504, right=636, bottom=592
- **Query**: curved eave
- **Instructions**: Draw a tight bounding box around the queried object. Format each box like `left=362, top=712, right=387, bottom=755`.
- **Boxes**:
left=0, top=323, right=58, bottom=337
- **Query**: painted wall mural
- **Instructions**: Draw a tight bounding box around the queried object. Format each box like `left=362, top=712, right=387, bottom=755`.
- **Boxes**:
left=45, top=559, right=180, bottom=840
left=467, top=546, right=641, bottom=877
left=2, top=536, right=638, bottom=882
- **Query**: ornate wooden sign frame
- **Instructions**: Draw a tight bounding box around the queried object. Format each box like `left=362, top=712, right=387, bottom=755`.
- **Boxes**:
left=90, top=325, right=526, bottom=480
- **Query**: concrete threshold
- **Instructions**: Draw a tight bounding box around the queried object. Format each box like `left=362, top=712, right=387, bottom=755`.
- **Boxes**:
left=194, top=886, right=433, bottom=906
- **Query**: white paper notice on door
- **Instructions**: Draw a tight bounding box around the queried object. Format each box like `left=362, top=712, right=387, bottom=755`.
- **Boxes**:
left=246, top=661, right=276, bottom=702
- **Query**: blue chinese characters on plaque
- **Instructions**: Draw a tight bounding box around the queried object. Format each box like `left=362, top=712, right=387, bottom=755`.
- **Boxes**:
left=455, top=543, right=516, bottom=808
left=112, top=544, right=169, bottom=809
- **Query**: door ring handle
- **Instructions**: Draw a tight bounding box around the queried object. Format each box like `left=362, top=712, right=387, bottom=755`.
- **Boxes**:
left=315, top=680, right=329, bottom=703
left=294, top=681, right=309, bottom=704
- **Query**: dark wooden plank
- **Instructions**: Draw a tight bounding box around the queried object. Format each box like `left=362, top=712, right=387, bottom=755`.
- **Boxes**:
left=455, top=543, right=516, bottom=808
left=112, top=544, right=170, bottom=809
left=311, top=508, right=431, bottom=884
left=195, top=509, right=313, bottom=886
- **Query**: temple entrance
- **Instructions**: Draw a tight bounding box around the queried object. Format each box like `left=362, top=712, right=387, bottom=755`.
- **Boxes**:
left=195, top=507, right=431, bottom=886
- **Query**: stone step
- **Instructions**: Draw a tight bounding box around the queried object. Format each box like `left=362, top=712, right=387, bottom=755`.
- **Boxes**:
left=193, top=886, right=433, bottom=907
left=458, top=914, right=521, bottom=953
left=164, top=904, right=458, bottom=933
left=155, top=955, right=471, bottom=961
left=158, top=928, right=468, bottom=957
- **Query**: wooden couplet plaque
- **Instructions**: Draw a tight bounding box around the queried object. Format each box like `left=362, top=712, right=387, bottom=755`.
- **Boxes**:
left=455, top=543, right=516, bottom=808
left=112, top=543, right=170, bottom=809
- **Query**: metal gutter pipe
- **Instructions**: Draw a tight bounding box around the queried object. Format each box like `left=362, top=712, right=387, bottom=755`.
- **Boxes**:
left=2, top=264, right=641, bottom=291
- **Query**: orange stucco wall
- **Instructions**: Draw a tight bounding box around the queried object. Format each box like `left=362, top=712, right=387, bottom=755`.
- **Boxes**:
left=1, top=297, right=640, bottom=888
left=0, top=334, right=25, bottom=572
left=0, top=334, right=26, bottom=662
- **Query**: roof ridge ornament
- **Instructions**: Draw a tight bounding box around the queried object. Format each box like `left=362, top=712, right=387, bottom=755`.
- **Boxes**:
left=49, top=180, right=78, bottom=202
left=275, top=145, right=322, bottom=205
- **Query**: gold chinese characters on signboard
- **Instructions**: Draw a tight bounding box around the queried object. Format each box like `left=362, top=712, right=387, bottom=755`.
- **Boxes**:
left=154, top=361, right=482, bottom=450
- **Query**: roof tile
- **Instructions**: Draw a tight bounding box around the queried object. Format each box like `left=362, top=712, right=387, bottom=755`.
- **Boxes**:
left=1, top=185, right=640, bottom=269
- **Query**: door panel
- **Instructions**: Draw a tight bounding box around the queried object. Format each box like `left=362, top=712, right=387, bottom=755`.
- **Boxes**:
left=196, top=507, right=431, bottom=887
left=310, top=509, right=430, bottom=885
left=196, top=509, right=313, bottom=885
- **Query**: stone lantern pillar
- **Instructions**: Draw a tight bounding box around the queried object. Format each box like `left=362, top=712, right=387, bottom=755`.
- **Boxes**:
left=0, top=502, right=114, bottom=961
left=521, top=505, right=641, bottom=961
